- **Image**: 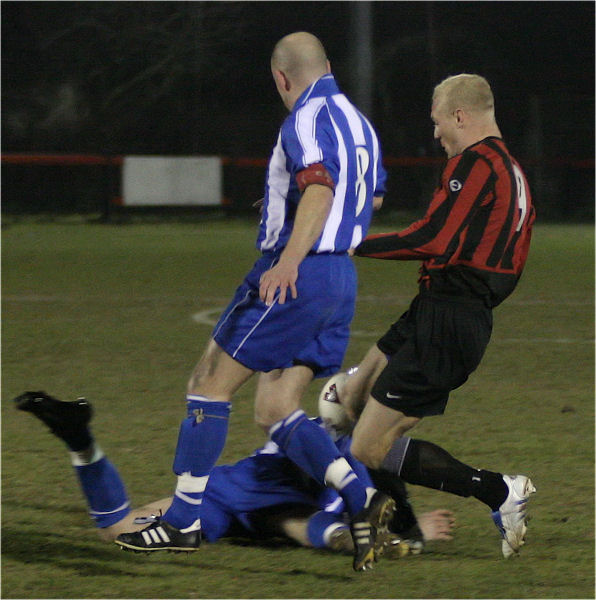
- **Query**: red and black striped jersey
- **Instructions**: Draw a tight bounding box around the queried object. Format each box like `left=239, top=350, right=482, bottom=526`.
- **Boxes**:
left=355, top=137, right=535, bottom=307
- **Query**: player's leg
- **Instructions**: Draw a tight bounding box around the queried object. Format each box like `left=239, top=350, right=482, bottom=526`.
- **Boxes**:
left=250, top=254, right=396, bottom=568
left=351, top=397, right=532, bottom=557
left=248, top=503, right=362, bottom=556
left=116, top=339, right=252, bottom=552
left=100, top=497, right=172, bottom=541
left=247, top=504, right=318, bottom=547
left=120, top=254, right=313, bottom=552
left=351, top=397, right=420, bottom=469
left=13, top=391, right=131, bottom=533
left=269, top=503, right=454, bottom=555
left=11, top=390, right=204, bottom=549
left=163, top=340, right=251, bottom=529
left=385, top=437, right=535, bottom=557
left=130, top=257, right=297, bottom=550
left=302, top=510, right=410, bottom=559
left=396, top=296, right=535, bottom=556
left=257, top=366, right=371, bottom=519
left=254, top=366, right=314, bottom=429
left=354, top=296, right=535, bottom=557
left=337, top=345, right=389, bottom=422
left=258, top=367, right=395, bottom=571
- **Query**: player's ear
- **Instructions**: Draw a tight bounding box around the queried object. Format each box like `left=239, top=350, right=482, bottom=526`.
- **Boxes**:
left=273, top=68, right=291, bottom=92
left=326, top=59, right=331, bottom=73
left=281, top=71, right=291, bottom=92
left=454, top=108, right=465, bottom=128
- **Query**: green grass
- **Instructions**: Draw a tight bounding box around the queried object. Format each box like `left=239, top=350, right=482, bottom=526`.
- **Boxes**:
left=2, top=218, right=594, bottom=599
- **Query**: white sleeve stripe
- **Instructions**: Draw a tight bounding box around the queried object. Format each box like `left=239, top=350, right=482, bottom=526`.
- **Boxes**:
left=261, top=133, right=289, bottom=250
left=295, top=98, right=326, bottom=167
left=318, top=110, right=347, bottom=252
left=331, top=94, right=366, bottom=146
left=362, top=115, right=380, bottom=191
left=364, top=119, right=379, bottom=192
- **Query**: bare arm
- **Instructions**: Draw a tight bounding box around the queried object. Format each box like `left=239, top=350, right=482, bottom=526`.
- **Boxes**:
left=259, top=183, right=333, bottom=306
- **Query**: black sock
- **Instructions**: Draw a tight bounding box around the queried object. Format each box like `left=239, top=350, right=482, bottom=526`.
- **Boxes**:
left=399, top=439, right=508, bottom=511
left=369, top=468, right=418, bottom=534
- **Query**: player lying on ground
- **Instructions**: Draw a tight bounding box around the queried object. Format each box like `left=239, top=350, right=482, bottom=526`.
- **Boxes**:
left=14, top=390, right=454, bottom=557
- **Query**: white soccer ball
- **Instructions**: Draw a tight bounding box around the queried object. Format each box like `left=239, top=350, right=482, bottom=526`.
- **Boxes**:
left=318, top=372, right=353, bottom=434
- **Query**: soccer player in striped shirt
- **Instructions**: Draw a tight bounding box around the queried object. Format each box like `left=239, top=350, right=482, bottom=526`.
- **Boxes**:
left=335, top=74, right=537, bottom=558
left=114, top=32, right=392, bottom=571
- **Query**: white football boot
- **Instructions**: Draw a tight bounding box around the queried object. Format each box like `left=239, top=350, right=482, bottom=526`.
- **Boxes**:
left=491, top=474, right=536, bottom=558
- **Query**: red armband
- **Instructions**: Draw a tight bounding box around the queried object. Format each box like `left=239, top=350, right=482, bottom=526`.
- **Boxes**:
left=296, top=163, right=335, bottom=193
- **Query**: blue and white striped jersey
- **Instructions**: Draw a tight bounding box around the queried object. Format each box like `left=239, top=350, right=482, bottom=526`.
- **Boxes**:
left=256, top=74, right=386, bottom=254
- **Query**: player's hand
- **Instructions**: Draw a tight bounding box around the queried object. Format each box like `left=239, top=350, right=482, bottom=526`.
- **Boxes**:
left=417, top=509, right=456, bottom=542
left=259, top=261, right=298, bottom=306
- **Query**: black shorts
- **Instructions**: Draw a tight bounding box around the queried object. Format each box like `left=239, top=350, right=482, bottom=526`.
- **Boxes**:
left=371, top=292, right=493, bottom=418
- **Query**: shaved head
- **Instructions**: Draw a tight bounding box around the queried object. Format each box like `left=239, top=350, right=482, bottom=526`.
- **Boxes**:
left=271, top=32, right=329, bottom=83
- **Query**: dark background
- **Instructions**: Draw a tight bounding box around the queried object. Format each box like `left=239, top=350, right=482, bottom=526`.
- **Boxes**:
left=2, top=1, right=594, bottom=218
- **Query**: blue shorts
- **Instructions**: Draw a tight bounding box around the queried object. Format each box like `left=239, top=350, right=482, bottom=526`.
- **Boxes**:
left=213, top=252, right=356, bottom=377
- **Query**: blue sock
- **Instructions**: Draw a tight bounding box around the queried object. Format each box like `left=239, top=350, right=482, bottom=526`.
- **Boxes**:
left=270, top=410, right=367, bottom=516
left=307, top=510, right=348, bottom=549
left=71, top=446, right=130, bottom=528
left=336, top=435, right=375, bottom=488
left=163, top=395, right=231, bottom=530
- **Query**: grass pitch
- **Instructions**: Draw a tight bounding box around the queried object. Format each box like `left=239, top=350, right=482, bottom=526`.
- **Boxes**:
left=2, top=218, right=594, bottom=599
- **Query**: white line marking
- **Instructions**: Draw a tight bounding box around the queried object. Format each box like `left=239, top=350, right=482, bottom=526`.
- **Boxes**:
left=191, top=308, right=225, bottom=326
left=350, top=330, right=593, bottom=343
left=7, top=295, right=590, bottom=344
left=3, top=294, right=593, bottom=307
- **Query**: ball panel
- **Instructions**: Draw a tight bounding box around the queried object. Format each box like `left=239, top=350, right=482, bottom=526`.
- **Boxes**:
left=318, top=372, right=352, bottom=434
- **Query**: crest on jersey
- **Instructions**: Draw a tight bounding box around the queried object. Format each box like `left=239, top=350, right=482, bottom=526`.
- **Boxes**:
left=449, top=179, right=463, bottom=192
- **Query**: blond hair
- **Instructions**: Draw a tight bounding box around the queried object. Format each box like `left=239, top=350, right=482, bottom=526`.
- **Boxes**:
left=433, top=74, right=495, bottom=116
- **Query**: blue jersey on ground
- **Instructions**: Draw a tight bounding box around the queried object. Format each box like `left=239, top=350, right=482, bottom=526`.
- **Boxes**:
left=256, top=74, right=386, bottom=254
left=200, top=419, right=370, bottom=543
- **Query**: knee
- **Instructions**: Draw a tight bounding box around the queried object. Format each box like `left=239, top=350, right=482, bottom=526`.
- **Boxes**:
left=186, top=363, right=228, bottom=400
left=254, top=408, right=273, bottom=431
left=186, top=372, right=203, bottom=395
left=187, top=340, right=220, bottom=395
left=255, top=383, right=300, bottom=431
left=254, top=402, right=290, bottom=431
left=187, top=360, right=205, bottom=394
left=350, top=438, right=384, bottom=470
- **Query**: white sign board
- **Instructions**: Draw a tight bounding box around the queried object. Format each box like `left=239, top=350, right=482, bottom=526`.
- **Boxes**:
left=122, top=156, right=222, bottom=206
